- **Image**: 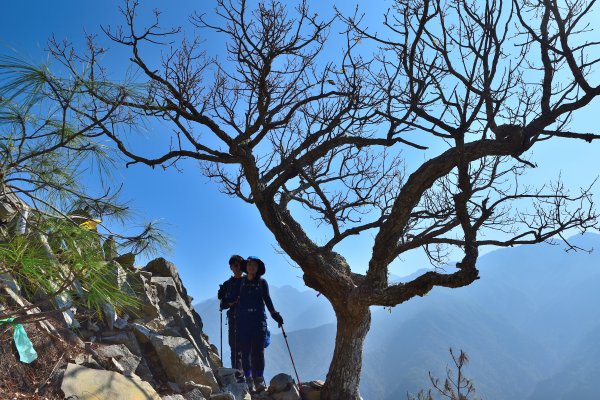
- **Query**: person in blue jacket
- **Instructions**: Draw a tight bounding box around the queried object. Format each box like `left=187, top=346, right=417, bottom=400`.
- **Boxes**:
left=236, top=256, right=284, bottom=392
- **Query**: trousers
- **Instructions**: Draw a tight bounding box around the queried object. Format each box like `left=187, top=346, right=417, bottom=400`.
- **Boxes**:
left=239, top=328, right=266, bottom=378
left=227, top=315, right=242, bottom=370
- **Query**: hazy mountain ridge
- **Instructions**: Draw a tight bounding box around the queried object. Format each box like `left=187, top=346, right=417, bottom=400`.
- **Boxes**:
left=195, top=233, right=600, bottom=399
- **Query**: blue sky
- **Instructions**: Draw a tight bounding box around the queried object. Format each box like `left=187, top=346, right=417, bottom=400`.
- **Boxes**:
left=2, top=0, right=599, bottom=303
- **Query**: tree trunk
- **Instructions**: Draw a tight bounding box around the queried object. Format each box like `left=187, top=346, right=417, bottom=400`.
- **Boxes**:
left=320, top=305, right=371, bottom=400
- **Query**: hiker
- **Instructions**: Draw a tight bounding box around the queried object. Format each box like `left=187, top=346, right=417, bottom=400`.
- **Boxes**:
left=236, top=256, right=284, bottom=392
left=218, top=255, right=245, bottom=370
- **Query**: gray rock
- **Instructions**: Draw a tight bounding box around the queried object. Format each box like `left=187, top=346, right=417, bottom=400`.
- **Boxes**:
left=0, top=273, right=19, bottom=292
left=183, top=381, right=213, bottom=398
left=72, top=353, right=103, bottom=370
left=299, top=381, right=323, bottom=400
left=135, top=357, right=156, bottom=383
left=271, top=389, right=300, bottom=400
left=162, top=396, right=185, bottom=400
left=115, top=252, right=135, bottom=269
left=209, top=393, right=236, bottom=400
left=103, top=235, right=118, bottom=261
left=110, top=260, right=129, bottom=289
left=0, top=201, right=17, bottom=222
left=222, top=382, right=251, bottom=400
left=251, top=392, right=271, bottom=400
left=168, top=381, right=182, bottom=393
left=61, top=363, right=160, bottom=400
left=144, top=258, right=192, bottom=307
left=114, top=314, right=130, bottom=329
left=111, top=358, right=126, bottom=373
left=150, top=276, right=212, bottom=367
left=127, top=270, right=161, bottom=320
left=87, top=320, right=100, bottom=332
left=183, top=388, right=209, bottom=400
left=307, top=380, right=324, bottom=389
left=214, top=368, right=240, bottom=387
left=269, top=373, right=295, bottom=394
left=73, top=353, right=91, bottom=365
left=95, top=344, right=141, bottom=376
left=100, top=331, right=143, bottom=355
left=208, top=343, right=222, bottom=368
left=152, top=277, right=180, bottom=303
left=133, top=324, right=218, bottom=390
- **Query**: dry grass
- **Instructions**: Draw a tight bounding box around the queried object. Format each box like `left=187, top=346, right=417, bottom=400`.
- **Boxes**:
left=0, top=316, right=79, bottom=400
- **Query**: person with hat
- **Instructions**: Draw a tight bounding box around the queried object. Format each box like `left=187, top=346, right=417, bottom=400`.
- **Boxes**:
left=218, top=255, right=246, bottom=371
left=236, top=256, right=284, bottom=393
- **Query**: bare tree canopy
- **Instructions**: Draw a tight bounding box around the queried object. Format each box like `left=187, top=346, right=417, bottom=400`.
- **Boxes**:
left=13, top=0, right=600, bottom=398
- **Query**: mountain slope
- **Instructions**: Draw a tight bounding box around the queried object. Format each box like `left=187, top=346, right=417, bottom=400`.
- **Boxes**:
left=196, top=233, right=600, bottom=400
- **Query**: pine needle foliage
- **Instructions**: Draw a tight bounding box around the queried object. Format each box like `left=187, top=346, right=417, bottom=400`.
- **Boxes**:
left=0, top=54, right=170, bottom=324
left=0, top=224, right=141, bottom=321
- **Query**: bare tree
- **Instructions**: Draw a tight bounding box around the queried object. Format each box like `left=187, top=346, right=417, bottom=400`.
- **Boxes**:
left=31, top=0, right=600, bottom=398
left=408, top=348, right=478, bottom=400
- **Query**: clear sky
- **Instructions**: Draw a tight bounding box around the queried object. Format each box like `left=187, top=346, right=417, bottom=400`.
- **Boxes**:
left=2, top=0, right=599, bottom=303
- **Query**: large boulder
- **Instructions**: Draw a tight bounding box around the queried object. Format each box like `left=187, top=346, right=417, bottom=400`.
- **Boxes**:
left=143, top=258, right=193, bottom=308
left=269, top=374, right=295, bottom=394
left=134, top=324, right=218, bottom=390
left=268, top=373, right=300, bottom=400
left=61, top=363, right=160, bottom=400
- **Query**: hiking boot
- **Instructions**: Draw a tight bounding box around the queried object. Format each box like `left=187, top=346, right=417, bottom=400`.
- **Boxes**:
left=245, top=376, right=255, bottom=393
left=254, top=376, right=267, bottom=392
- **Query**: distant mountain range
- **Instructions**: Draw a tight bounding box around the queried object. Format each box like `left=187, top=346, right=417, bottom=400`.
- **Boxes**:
left=196, top=233, right=600, bottom=400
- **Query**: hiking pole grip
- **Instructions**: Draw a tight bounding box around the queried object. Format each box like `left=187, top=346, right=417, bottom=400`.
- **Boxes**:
left=281, top=325, right=305, bottom=400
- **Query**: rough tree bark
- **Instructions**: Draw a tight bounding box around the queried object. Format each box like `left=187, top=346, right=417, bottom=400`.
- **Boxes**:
left=322, top=305, right=371, bottom=400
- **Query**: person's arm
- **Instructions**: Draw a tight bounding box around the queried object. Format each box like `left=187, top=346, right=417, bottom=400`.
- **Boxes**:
left=218, top=280, right=228, bottom=310
left=219, top=279, right=236, bottom=310
left=261, top=279, right=283, bottom=326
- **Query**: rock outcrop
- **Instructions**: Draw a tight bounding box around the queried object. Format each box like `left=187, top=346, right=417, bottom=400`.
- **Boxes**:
left=1, top=250, right=323, bottom=400
left=0, top=196, right=314, bottom=400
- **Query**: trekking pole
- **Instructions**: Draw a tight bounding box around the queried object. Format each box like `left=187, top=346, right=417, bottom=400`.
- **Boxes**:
left=220, top=309, right=223, bottom=361
left=281, top=325, right=305, bottom=400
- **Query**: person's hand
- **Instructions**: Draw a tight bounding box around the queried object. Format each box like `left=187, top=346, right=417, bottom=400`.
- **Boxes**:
left=272, top=311, right=284, bottom=327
